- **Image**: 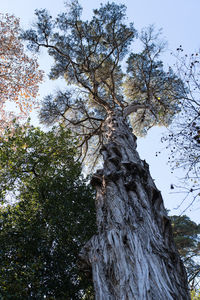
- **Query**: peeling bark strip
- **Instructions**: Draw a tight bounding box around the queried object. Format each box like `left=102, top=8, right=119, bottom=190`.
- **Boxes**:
left=80, top=110, right=190, bottom=300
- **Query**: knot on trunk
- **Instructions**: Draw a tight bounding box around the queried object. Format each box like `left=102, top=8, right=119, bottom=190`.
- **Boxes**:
left=90, top=169, right=104, bottom=187
left=78, top=239, right=93, bottom=278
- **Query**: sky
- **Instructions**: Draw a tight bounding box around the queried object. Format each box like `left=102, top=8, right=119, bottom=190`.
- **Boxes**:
left=1, top=0, right=200, bottom=222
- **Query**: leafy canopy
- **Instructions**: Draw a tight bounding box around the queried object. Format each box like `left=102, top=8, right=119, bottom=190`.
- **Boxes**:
left=0, top=14, right=43, bottom=131
left=171, top=215, right=200, bottom=290
left=0, top=124, right=96, bottom=299
left=22, top=1, right=184, bottom=165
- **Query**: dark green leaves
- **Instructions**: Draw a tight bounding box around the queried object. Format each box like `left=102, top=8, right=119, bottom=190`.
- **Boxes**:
left=0, top=124, right=96, bottom=299
left=0, top=124, right=76, bottom=200
left=171, top=215, right=200, bottom=289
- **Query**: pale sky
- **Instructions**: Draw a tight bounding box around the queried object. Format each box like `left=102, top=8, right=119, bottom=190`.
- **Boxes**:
left=1, top=0, right=200, bottom=222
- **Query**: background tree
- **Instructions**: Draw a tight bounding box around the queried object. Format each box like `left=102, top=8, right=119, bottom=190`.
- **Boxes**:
left=0, top=13, right=43, bottom=130
left=22, top=2, right=190, bottom=299
left=0, top=124, right=96, bottom=299
left=162, top=47, right=200, bottom=210
left=171, top=215, right=200, bottom=290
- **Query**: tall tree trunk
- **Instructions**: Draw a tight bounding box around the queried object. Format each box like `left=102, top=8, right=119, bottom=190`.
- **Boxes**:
left=80, top=110, right=190, bottom=299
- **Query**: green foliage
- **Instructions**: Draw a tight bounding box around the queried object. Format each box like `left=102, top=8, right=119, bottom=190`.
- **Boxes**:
left=171, top=215, right=200, bottom=256
left=22, top=2, right=134, bottom=110
left=191, top=289, right=200, bottom=299
left=0, top=123, right=76, bottom=198
left=0, top=124, right=96, bottom=299
left=124, top=27, right=184, bottom=135
left=171, top=215, right=200, bottom=289
left=21, top=2, right=185, bottom=167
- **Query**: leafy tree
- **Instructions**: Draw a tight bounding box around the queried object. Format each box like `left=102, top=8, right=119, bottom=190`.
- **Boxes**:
left=0, top=14, right=43, bottom=131
left=22, top=2, right=190, bottom=299
left=171, top=215, right=200, bottom=290
left=0, top=124, right=96, bottom=299
left=22, top=4, right=183, bottom=167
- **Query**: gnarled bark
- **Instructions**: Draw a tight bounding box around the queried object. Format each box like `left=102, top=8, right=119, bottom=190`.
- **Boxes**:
left=80, top=110, right=190, bottom=299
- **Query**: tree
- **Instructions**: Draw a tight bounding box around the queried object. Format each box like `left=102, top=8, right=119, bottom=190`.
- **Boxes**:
left=171, top=215, right=200, bottom=290
left=0, top=124, right=96, bottom=299
left=0, top=14, right=43, bottom=130
left=162, top=47, right=200, bottom=210
left=22, top=2, right=190, bottom=298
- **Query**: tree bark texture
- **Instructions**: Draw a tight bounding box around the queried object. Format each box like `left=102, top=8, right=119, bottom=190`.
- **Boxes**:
left=80, top=110, right=190, bottom=300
